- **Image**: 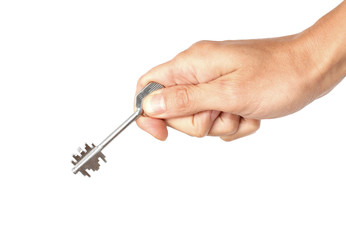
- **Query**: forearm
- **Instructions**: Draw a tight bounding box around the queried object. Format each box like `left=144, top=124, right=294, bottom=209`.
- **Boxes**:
left=295, top=1, right=346, bottom=97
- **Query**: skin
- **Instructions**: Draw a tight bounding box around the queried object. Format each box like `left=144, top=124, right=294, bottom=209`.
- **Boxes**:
left=135, top=1, right=346, bottom=141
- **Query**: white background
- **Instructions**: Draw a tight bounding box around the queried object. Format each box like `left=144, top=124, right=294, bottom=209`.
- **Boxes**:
left=0, top=0, right=345, bottom=239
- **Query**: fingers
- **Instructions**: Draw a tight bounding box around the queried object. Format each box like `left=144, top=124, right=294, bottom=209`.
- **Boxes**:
left=165, top=110, right=219, bottom=138
left=136, top=116, right=168, bottom=141
left=134, top=60, right=176, bottom=116
left=135, top=60, right=175, bottom=95
left=220, top=118, right=260, bottom=142
left=161, top=113, right=259, bottom=141
left=208, top=112, right=240, bottom=136
left=136, top=111, right=217, bottom=140
left=142, top=82, right=238, bottom=119
left=137, top=112, right=260, bottom=141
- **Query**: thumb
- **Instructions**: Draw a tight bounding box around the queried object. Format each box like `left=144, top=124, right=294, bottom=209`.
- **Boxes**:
left=142, top=82, right=236, bottom=119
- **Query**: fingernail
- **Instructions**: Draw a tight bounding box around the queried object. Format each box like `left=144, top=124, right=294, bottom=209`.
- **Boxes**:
left=144, top=94, right=166, bottom=115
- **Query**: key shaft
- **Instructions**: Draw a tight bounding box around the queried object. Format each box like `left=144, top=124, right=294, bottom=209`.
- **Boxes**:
left=72, top=111, right=139, bottom=174
left=99, top=109, right=140, bottom=149
left=71, top=82, right=164, bottom=176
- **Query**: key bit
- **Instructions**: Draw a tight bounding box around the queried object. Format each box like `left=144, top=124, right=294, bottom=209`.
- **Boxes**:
left=71, top=82, right=164, bottom=177
left=72, top=143, right=106, bottom=177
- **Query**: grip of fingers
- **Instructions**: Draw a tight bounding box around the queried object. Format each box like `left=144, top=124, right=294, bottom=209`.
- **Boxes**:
left=220, top=118, right=260, bottom=142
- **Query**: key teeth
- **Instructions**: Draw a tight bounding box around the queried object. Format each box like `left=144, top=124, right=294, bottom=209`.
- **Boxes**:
left=98, top=152, right=106, bottom=163
left=79, top=169, right=90, bottom=177
left=72, top=143, right=94, bottom=165
left=71, top=143, right=107, bottom=177
left=84, top=143, right=94, bottom=152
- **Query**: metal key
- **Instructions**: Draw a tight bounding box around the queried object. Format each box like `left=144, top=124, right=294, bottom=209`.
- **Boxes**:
left=71, top=82, right=164, bottom=177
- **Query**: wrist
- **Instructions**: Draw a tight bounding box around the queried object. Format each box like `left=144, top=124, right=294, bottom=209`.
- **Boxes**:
left=291, top=2, right=346, bottom=99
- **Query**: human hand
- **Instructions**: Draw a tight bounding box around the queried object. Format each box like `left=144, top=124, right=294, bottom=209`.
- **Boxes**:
left=135, top=37, right=307, bottom=141
left=135, top=2, right=346, bottom=141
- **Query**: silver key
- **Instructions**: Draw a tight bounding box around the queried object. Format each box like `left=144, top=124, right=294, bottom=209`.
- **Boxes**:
left=71, top=82, right=164, bottom=177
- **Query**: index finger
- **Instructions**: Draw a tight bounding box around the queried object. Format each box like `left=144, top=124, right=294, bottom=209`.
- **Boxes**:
left=135, top=60, right=176, bottom=95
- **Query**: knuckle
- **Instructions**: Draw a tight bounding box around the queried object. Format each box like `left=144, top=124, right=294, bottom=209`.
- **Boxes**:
left=173, top=86, right=192, bottom=111
left=189, top=40, right=217, bottom=54
left=193, top=128, right=207, bottom=138
left=175, top=49, right=190, bottom=60
left=226, top=122, right=238, bottom=135
left=250, top=120, right=261, bottom=132
left=191, top=111, right=212, bottom=138
left=191, top=40, right=214, bottom=49
left=175, top=41, right=218, bottom=61
left=224, top=116, right=239, bottom=135
left=194, top=121, right=209, bottom=138
left=220, top=136, right=232, bottom=142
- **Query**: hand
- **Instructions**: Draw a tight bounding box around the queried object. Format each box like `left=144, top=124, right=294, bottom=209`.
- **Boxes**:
left=135, top=2, right=346, bottom=141
left=135, top=37, right=311, bottom=141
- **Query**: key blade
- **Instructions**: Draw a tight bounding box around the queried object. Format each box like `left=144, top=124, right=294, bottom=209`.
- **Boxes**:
left=71, top=82, right=164, bottom=177
left=72, top=143, right=106, bottom=177
left=72, top=143, right=94, bottom=165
